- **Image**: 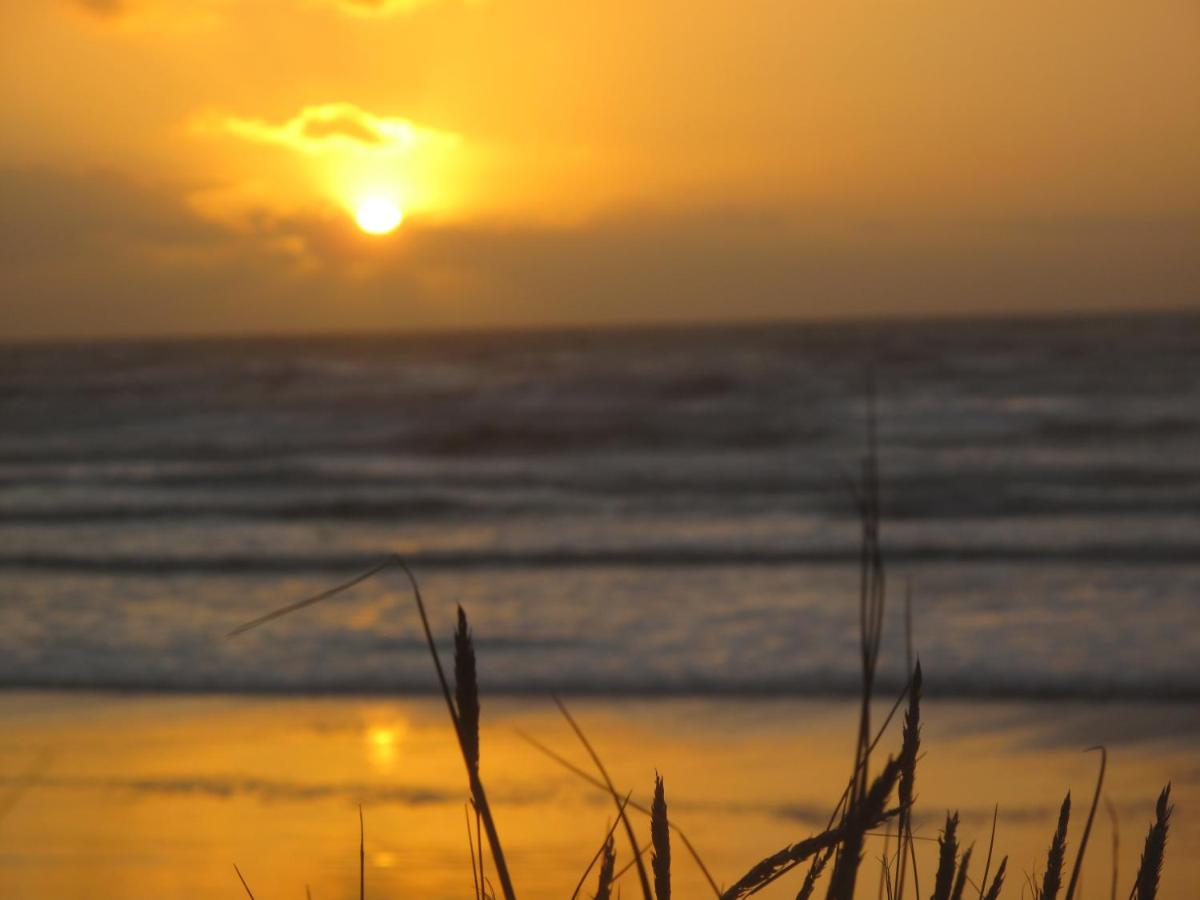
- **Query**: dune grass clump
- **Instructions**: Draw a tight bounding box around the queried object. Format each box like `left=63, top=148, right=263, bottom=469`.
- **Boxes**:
left=228, top=434, right=1176, bottom=899
left=229, top=569, right=1175, bottom=900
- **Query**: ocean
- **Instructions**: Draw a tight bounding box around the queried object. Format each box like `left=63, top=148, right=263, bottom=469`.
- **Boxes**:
left=2, top=313, right=1198, bottom=700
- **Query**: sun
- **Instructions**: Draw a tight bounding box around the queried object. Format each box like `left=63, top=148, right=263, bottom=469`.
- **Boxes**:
left=354, top=195, right=403, bottom=235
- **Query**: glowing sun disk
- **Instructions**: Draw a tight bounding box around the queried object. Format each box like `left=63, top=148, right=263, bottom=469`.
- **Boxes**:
left=355, top=196, right=403, bottom=235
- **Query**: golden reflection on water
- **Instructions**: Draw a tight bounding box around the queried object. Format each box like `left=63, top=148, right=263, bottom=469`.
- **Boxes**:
left=0, top=693, right=1194, bottom=899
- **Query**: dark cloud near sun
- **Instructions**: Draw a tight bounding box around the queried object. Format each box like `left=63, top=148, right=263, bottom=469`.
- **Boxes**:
left=1, top=167, right=222, bottom=259
left=2, top=165, right=1198, bottom=340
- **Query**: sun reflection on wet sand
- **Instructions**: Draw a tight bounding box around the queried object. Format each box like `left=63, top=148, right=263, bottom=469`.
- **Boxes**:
left=0, top=692, right=1194, bottom=899
left=365, top=717, right=409, bottom=772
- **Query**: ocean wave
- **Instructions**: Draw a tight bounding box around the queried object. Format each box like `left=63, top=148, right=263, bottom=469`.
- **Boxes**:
left=2, top=492, right=1197, bottom=523
left=0, top=542, right=1196, bottom=574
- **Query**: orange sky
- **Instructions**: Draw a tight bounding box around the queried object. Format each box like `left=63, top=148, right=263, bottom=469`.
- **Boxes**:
left=2, top=0, right=1198, bottom=338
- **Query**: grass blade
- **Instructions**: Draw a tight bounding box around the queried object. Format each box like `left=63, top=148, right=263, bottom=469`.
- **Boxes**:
left=982, top=857, right=1007, bottom=900
left=1065, top=747, right=1106, bottom=900
left=894, top=662, right=922, bottom=900
left=465, top=803, right=482, bottom=900
left=227, top=556, right=517, bottom=900
left=233, top=863, right=256, bottom=900
left=553, top=695, right=654, bottom=900
left=652, top=774, right=671, bottom=900
left=1130, top=784, right=1171, bottom=900
left=949, top=845, right=973, bottom=900
left=1040, top=792, right=1071, bottom=900
left=455, top=606, right=481, bottom=774
left=1106, top=799, right=1119, bottom=900
left=595, top=836, right=617, bottom=900
left=931, top=812, right=960, bottom=900
left=517, top=729, right=720, bottom=897
left=570, top=793, right=632, bottom=900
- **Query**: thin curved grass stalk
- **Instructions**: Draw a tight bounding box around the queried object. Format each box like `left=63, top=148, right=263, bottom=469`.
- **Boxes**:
left=1040, top=793, right=1071, bottom=900
left=879, top=821, right=892, bottom=900
left=233, top=863, right=256, bottom=899
left=905, top=826, right=921, bottom=900
left=516, top=730, right=721, bottom=897
left=978, top=806, right=998, bottom=900
left=553, top=695, right=654, bottom=900
left=828, top=399, right=887, bottom=900
left=982, top=858, right=1007, bottom=900
left=931, top=812, right=960, bottom=900
left=1129, top=784, right=1171, bottom=900
left=1105, top=800, right=1119, bottom=900
left=358, top=805, right=365, bottom=900
left=475, top=802, right=486, bottom=896
left=1065, top=747, right=1106, bottom=900
left=852, top=392, right=886, bottom=788
left=465, top=803, right=481, bottom=900
left=881, top=849, right=895, bottom=900
left=652, top=774, right=671, bottom=900
left=595, top=836, right=617, bottom=900
left=225, top=556, right=397, bottom=638
left=571, top=793, right=632, bottom=900
left=903, top=579, right=913, bottom=680
left=949, top=846, right=973, bottom=900
left=227, top=555, right=517, bottom=900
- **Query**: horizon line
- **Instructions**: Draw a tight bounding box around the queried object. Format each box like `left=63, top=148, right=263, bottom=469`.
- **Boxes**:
left=2, top=302, right=1197, bottom=348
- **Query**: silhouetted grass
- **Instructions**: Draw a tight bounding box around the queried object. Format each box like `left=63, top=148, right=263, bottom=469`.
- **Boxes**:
left=982, top=857, right=1007, bottom=900
left=1132, top=785, right=1172, bottom=900
left=1039, top=793, right=1071, bottom=900
left=931, top=812, right=960, bottom=900
left=651, top=774, right=670, bottom=900
left=569, top=793, right=630, bottom=900
left=594, top=836, right=616, bottom=900
left=1065, top=748, right=1106, bottom=900
left=233, top=863, right=256, bottom=899
left=224, top=428, right=1176, bottom=900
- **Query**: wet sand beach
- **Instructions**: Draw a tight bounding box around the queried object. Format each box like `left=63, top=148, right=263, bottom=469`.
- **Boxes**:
left=1, top=692, right=1194, bottom=899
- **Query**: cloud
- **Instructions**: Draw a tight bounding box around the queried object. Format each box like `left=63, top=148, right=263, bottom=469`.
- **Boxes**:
left=218, top=103, right=458, bottom=156
left=2, top=773, right=553, bottom=807
left=2, top=165, right=1198, bottom=340
left=62, top=0, right=226, bottom=30
left=67, top=0, right=127, bottom=17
